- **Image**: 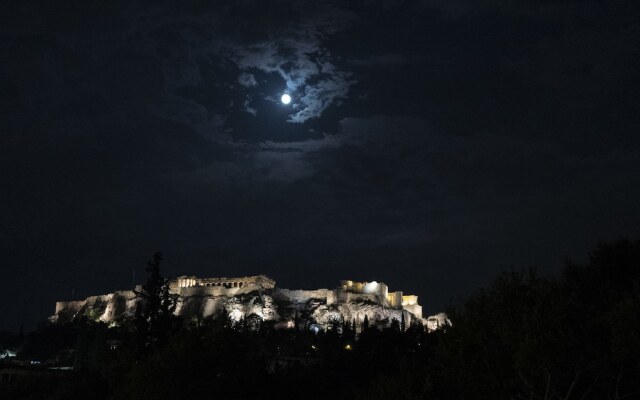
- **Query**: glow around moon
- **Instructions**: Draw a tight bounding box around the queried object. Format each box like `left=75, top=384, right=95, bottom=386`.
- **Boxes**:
left=281, top=94, right=291, bottom=104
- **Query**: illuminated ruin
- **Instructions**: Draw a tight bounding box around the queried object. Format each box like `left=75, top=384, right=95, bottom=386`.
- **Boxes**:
left=52, top=275, right=445, bottom=331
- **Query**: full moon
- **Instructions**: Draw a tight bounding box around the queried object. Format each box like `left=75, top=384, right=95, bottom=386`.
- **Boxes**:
left=281, top=94, right=291, bottom=104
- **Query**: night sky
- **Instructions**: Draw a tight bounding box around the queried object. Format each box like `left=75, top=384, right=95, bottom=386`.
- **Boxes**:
left=2, top=0, right=639, bottom=332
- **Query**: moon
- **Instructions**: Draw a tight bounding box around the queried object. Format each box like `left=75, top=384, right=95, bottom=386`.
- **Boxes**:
left=281, top=94, right=291, bottom=105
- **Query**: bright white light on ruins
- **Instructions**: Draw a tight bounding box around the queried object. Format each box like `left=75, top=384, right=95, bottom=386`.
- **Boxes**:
left=281, top=93, right=291, bottom=104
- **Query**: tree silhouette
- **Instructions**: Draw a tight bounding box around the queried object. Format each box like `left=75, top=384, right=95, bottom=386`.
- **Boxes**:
left=133, top=252, right=178, bottom=350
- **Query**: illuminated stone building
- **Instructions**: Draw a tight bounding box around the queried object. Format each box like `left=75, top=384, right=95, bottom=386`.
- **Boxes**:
left=169, top=275, right=275, bottom=295
left=336, top=280, right=423, bottom=319
left=52, top=275, right=430, bottom=330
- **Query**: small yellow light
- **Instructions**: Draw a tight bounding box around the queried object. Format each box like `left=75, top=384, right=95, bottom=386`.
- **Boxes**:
left=344, top=344, right=352, bottom=350
left=311, top=345, right=317, bottom=350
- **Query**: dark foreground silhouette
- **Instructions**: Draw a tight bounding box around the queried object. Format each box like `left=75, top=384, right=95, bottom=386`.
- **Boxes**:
left=1, top=239, right=639, bottom=400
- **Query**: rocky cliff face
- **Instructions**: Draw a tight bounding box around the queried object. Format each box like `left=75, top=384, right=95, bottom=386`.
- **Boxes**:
left=52, top=290, right=139, bottom=324
left=272, top=289, right=412, bottom=328
left=50, top=286, right=439, bottom=331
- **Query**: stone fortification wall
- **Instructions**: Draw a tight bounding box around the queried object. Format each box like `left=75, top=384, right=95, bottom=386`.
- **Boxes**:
left=426, top=313, right=452, bottom=332
left=52, top=276, right=430, bottom=330
left=337, top=291, right=380, bottom=305
left=403, top=304, right=422, bottom=319
left=340, top=280, right=389, bottom=299
left=272, top=288, right=332, bottom=304
left=55, top=300, right=86, bottom=315
left=387, top=291, right=403, bottom=308
left=52, top=290, right=138, bottom=324
left=338, top=281, right=422, bottom=319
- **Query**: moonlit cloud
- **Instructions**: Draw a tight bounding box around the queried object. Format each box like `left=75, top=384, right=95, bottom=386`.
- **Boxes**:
left=287, top=75, right=353, bottom=123
left=141, top=3, right=357, bottom=138
left=227, top=9, right=356, bottom=123
left=238, top=72, right=258, bottom=87
left=243, top=96, right=257, bottom=116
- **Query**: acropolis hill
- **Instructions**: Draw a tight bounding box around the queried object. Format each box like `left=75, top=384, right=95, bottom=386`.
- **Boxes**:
left=52, top=275, right=450, bottom=332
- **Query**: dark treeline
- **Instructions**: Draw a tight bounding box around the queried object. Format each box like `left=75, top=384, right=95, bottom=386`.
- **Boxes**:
left=1, top=239, right=639, bottom=400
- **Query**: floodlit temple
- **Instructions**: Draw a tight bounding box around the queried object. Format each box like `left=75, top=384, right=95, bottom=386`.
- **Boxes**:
left=169, top=274, right=276, bottom=293
left=53, top=275, right=438, bottom=330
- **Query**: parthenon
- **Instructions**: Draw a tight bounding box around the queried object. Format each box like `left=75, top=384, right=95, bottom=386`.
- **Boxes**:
left=170, top=274, right=275, bottom=291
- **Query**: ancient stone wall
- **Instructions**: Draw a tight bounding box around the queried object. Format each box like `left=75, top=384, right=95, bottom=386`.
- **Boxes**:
left=55, top=300, right=86, bottom=315
left=426, top=312, right=452, bottom=332
left=272, top=288, right=332, bottom=304
left=403, top=304, right=422, bottom=319
left=52, top=290, right=138, bottom=324
left=52, top=276, right=429, bottom=329
left=340, top=280, right=389, bottom=299
left=387, top=291, right=403, bottom=308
